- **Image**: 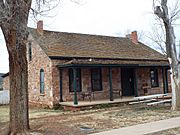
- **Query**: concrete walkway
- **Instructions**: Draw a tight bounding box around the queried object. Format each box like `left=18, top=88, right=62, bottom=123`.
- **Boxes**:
left=91, top=117, right=180, bottom=135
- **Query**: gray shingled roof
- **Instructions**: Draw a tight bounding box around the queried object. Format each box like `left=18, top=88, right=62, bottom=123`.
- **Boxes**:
left=29, top=28, right=168, bottom=63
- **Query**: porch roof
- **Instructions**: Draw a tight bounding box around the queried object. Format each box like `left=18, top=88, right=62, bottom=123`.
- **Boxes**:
left=57, top=58, right=169, bottom=68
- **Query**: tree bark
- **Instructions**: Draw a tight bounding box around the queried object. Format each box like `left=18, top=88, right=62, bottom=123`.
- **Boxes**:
left=9, top=31, right=29, bottom=134
left=0, top=1, right=31, bottom=134
left=1, top=27, right=30, bottom=134
left=164, top=17, right=180, bottom=110
left=0, top=0, right=58, bottom=133
left=163, top=7, right=180, bottom=111
left=154, top=0, right=180, bottom=110
left=171, top=63, right=180, bottom=110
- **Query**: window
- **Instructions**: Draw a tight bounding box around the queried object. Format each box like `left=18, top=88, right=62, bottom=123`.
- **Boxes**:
left=91, top=68, right=102, bottom=91
left=28, top=42, right=32, bottom=61
left=150, top=69, right=159, bottom=87
left=40, top=69, right=45, bottom=94
left=69, top=68, right=82, bottom=92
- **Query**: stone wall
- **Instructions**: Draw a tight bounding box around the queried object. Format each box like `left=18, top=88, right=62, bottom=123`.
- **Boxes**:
left=51, top=66, right=166, bottom=102
left=27, top=34, right=53, bottom=107
left=136, top=68, right=164, bottom=96
left=51, top=59, right=68, bottom=104
left=51, top=65, right=123, bottom=102
left=2, top=76, right=9, bottom=90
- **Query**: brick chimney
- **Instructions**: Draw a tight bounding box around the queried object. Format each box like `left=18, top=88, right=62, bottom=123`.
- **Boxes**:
left=130, top=31, right=138, bottom=44
left=37, top=20, right=43, bottom=35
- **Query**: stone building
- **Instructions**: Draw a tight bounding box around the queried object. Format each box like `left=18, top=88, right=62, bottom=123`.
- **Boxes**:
left=26, top=21, right=170, bottom=107
left=3, top=21, right=171, bottom=108
left=2, top=73, right=9, bottom=90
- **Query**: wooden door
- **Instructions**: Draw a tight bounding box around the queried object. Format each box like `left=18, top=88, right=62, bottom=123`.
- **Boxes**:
left=121, top=68, right=135, bottom=96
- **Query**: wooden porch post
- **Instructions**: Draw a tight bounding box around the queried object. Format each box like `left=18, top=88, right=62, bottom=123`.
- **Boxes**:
left=162, top=67, right=168, bottom=94
left=165, top=68, right=169, bottom=93
left=109, top=67, right=113, bottom=101
left=73, top=68, right=78, bottom=105
left=59, top=68, right=63, bottom=102
left=134, top=69, right=138, bottom=97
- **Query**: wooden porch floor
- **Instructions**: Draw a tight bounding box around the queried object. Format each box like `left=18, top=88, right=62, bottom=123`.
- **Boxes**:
left=59, top=97, right=135, bottom=108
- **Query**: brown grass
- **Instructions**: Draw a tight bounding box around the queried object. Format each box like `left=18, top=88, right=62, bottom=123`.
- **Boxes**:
left=1, top=104, right=180, bottom=135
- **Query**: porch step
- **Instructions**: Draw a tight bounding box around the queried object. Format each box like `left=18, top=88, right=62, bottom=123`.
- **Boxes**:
left=129, top=99, right=157, bottom=105
left=147, top=99, right=172, bottom=106
left=134, top=94, right=168, bottom=101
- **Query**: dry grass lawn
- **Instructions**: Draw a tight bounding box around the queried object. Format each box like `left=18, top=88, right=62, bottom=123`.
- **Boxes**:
left=1, top=104, right=180, bottom=135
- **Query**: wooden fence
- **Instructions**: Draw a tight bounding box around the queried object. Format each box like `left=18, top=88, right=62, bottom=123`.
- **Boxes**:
left=0, top=90, right=9, bottom=104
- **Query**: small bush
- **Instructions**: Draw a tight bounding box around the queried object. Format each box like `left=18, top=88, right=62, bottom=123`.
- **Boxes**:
left=52, top=104, right=64, bottom=110
left=93, top=104, right=112, bottom=109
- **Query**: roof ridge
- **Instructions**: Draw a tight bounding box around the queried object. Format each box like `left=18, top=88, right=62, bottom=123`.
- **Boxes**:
left=28, top=27, right=128, bottom=39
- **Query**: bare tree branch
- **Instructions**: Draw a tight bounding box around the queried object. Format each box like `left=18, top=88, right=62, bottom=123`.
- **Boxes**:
left=154, top=0, right=179, bottom=63
left=170, top=0, right=180, bottom=22
left=30, top=0, right=60, bottom=20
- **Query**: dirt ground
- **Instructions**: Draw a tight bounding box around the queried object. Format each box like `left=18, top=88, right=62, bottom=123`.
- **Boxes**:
left=1, top=104, right=180, bottom=135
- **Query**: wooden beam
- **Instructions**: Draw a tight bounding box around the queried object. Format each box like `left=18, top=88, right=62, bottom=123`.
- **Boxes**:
left=134, top=68, right=138, bottom=97
left=162, top=67, right=166, bottom=94
left=162, top=67, right=168, bottom=94
left=109, top=67, right=113, bottom=101
left=73, top=68, right=78, bottom=105
left=59, top=68, right=63, bottom=102
left=165, top=68, right=169, bottom=93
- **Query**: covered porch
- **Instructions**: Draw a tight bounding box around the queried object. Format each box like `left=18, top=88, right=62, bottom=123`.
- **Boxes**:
left=60, top=96, right=135, bottom=108
left=57, top=59, right=170, bottom=106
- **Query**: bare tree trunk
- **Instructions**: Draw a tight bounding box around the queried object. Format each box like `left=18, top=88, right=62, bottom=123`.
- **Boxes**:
left=170, top=62, right=180, bottom=110
left=0, top=0, right=59, bottom=134
left=0, top=1, right=31, bottom=133
left=1, top=27, right=30, bottom=134
left=9, top=31, right=29, bottom=134
left=154, top=0, right=180, bottom=110
left=164, top=10, right=180, bottom=111
left=0, top=0, right=59, bottom=133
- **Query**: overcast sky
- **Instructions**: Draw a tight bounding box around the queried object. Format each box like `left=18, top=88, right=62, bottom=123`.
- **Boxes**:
left=0, top=0, right=171, bottom=73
